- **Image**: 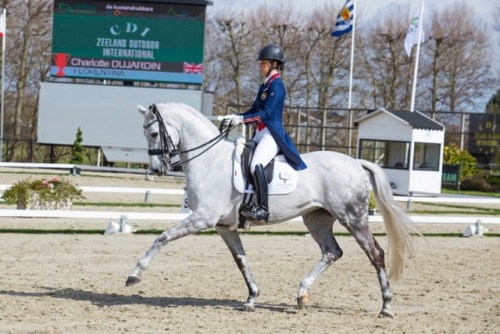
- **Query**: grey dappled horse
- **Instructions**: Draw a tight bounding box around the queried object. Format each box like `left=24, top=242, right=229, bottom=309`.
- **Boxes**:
left=127, top=103, right=415, bottom=317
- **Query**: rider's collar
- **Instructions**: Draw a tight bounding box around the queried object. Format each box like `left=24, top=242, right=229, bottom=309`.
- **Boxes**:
left=264, top=71, right=280, bottom=85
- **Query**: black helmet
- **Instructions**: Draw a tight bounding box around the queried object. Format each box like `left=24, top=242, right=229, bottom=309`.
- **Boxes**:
left=257, top=44, right=285, bottom=64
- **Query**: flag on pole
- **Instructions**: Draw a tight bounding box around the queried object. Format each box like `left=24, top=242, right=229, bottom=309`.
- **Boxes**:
left=0, top=10, right=5, bottom=38
left=331, top=0, right=354, bottom=37
left=404, top=14, right=424, bottom=57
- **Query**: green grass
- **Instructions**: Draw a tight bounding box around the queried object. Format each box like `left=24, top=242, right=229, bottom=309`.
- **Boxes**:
left=411, top=202, right=500, bottom=215
left=441, top=188, right=500, bottom=198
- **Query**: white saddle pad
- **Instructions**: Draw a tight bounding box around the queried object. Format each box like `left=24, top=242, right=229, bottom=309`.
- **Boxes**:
left=232, top=137, right=297, bottom=195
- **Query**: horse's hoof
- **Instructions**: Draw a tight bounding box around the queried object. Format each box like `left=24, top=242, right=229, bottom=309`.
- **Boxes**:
left=297, top=293, right=309, bottom=309
left=125, top=275, right=142, bottom=287
left=241, top=303, right=255, bottom=312
left=379, top=309, right=394, bottom=318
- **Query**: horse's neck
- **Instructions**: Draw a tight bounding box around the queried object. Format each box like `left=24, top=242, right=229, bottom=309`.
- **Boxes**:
left=167, top=109, right=219, bottom=152
left=163, top=106, right=232, bottom=179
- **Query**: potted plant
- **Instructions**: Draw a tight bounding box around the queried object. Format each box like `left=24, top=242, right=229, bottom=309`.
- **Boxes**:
left=1, top=177, right=85, bottom=210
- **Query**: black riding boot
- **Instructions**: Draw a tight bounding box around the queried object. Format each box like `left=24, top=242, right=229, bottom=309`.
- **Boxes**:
left=241, top=164, right=269, bottom=222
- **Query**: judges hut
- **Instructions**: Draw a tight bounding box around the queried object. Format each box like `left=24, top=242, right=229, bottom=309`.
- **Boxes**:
left=355, top=108, right=445, bottom=195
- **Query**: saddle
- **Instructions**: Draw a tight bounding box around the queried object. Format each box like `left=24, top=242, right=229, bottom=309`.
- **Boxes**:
left=232, top=137, right=297, bottom=195
left=230, top=137, right=298, bottom=230
left=240, top=140, right=274, bottom=186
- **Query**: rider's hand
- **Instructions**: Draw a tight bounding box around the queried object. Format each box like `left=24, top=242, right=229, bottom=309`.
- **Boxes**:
left=231, top=115, right=244, bottom=126
left=223, top=114, right=244, bottom=126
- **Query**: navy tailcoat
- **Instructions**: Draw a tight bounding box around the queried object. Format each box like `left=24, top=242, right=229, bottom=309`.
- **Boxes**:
left=240, top=74, right=307, bottom=171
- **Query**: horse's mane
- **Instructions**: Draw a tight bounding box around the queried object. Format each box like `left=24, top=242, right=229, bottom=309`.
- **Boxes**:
left=156, top=102, right=219, bottom=134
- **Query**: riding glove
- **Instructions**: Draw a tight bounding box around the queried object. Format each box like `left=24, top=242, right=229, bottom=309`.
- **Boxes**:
left=231, top=115, right=243, bottom=126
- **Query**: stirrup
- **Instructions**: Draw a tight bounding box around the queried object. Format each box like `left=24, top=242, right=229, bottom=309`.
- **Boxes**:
left=241, top=206, right=269, bottom=222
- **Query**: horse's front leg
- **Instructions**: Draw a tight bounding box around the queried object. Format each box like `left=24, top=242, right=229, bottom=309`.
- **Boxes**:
left=215, top=225, right=259, bottom=311
left=126, top=211, right=216, bottom=286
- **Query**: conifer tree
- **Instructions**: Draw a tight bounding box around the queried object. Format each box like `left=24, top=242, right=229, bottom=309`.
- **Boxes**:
left=71, top=127, right=84, bottom=164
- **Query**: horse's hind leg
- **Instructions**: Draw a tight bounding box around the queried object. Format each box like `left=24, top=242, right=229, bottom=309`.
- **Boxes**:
left=297, top=210, right=343, bottom=309
left=215, top=225, right=259, bottom=311
left=345, top=222, right=394, bottom=318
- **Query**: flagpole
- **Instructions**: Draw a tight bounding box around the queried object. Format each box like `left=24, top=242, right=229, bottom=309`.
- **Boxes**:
left=0, top=8, right=6, bottom=161
left=347, top=0, right=356, bottom=156
left=347, top=0, right=356, bottom=109
left=409, top=0, right=424, bottom=112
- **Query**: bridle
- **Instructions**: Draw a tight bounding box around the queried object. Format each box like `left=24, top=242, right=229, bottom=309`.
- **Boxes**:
left=144, top=104, right=234, bottom=172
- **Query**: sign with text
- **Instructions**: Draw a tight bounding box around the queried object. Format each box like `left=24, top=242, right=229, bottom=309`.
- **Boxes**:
left=51, top=0, right=208, bottom=84
left=468, top=113, right=499, bottom=158
left=442, top=164, right=461, bottom=189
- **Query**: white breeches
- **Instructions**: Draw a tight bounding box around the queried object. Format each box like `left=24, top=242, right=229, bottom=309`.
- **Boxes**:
left=250, top=127, right=279, bottom=174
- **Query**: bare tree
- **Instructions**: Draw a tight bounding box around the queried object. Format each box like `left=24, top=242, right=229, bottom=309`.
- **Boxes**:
left=356, top=7, right=412, bottom=110
left=491, top=4, right=500, bottom=86
left=207, top=7, right=257, bottom=113
left=426, top=2, right=493, bottom=113
left=2, top=0, right=52, bottom=161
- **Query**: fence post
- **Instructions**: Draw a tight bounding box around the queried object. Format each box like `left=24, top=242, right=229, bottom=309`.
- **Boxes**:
left=347, top=109, right=353, bottom=157
left=321, top=108, right=326, bottom=151
left=296, top=107, right=300, bottom=146
left=460, top=113, right=466, bottom=150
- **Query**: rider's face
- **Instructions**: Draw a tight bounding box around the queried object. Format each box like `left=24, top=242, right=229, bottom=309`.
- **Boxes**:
left=259, top=60, right=272, bottom=77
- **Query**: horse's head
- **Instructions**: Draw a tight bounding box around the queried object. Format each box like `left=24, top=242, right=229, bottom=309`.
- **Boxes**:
left=138, top=104, right=180, bottom=175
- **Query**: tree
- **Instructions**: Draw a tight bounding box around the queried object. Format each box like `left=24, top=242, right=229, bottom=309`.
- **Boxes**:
left=71, top=127, right=84, bottom=164
left=443, top=143, right=477, bottom=179
left=426, top=2, right=493, bottom=113
left=1, top=0, right=52, bottom=162
left=207, top=8, right=257, bottom=111
left=356, top=7, right=413, bottom=110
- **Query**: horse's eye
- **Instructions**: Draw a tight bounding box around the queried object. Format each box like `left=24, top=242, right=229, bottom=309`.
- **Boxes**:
left=151, top=132, right=159, bottom=139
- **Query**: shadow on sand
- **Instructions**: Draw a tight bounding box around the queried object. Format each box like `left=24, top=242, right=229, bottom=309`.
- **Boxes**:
left=0, top=287, right=327, bottom=314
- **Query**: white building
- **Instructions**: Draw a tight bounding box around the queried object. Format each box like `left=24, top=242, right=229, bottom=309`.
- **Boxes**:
left=355, top=108, right=445, bottom=195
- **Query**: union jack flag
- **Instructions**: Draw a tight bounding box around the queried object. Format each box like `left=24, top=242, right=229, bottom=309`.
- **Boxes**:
left=183, top=62, right=203, bottom=74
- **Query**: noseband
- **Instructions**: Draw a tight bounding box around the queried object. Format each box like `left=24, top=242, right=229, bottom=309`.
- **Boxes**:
left=144, top=104, right=233, bottom=171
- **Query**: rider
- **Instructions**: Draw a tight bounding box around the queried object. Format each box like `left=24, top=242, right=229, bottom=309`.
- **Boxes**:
left=227, top=44, right=307, bottom=222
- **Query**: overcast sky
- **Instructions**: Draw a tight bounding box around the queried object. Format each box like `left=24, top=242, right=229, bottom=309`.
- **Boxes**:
left=208, top=0, right=498, bottom=47
left=209, top=0, right=495, bottom=22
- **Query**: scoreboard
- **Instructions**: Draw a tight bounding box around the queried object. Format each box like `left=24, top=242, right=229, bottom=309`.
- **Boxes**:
left=51, top=0, right=210, bottom=84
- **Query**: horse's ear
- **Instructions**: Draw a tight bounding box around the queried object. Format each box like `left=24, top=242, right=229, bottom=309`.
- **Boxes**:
left=137, top=105, right=148, bottom=115
left=149, top=104, right=158, bottom=114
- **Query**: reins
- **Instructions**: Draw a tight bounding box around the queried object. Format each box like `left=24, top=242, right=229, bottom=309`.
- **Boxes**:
left=145, top=104, right=234, bottom=171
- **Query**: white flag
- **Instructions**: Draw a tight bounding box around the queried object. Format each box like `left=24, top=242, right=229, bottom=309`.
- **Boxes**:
left=404, top=15, right=424, bottom=57
left=0, top=9, right=6, bottom=38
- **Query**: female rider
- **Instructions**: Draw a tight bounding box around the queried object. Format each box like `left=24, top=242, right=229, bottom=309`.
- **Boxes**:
left=227, top=44, right=307, bottom=222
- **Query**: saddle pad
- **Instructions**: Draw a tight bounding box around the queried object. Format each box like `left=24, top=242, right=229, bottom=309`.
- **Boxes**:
left=232, top=138, right=297, bottom=195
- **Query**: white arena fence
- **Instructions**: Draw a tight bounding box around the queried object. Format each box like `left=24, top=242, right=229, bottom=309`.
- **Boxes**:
left=0, top=160, right=499, bottom=226
left=0, top=184, right=499, bottom=225
left=0, top=210, right=499, bottom=226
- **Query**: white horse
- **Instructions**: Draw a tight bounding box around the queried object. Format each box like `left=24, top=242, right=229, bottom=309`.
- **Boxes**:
left=127, top=102, right=415, bottom=317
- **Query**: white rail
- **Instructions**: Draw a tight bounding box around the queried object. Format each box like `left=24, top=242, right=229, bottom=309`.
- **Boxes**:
left=0, top=209, right=498, bottom=225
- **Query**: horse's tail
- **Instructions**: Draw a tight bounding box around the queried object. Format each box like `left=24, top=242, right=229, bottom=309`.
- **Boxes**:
left=359, top=160, right=416, bottom=281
